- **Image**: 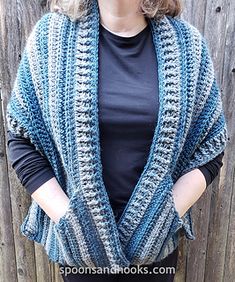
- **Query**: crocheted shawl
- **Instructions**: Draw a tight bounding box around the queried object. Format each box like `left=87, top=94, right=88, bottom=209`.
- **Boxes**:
left=6, top=0, right=228, bottom=269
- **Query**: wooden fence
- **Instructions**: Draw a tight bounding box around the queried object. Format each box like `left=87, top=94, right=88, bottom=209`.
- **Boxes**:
left=0, top=0, right=234, bottom=281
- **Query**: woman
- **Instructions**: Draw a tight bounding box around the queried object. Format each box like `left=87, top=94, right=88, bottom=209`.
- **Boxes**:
left=6, top=0, right=227, bottom=281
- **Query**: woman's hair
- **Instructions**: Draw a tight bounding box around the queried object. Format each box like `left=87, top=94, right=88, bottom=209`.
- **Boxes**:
left=48, top=0, right=183, bottom=22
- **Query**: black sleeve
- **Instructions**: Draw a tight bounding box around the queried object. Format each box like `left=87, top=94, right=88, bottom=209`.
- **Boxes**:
left=197, top=151, right=224, bottom=187
left=7, top=130, right=55, bottom=195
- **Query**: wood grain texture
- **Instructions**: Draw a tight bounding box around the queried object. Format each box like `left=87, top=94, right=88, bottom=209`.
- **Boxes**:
left=0, top=84, right=17, bottom=282
left=0, top=0, right=234, bottom=281
left=222, top=1, right=235, bottom=280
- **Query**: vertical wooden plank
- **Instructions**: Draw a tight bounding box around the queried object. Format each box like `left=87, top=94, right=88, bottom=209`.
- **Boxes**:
left=0, top=87, right=18, bottom=282
left=34, top=242, right=63, bottom=282
left=186, top=189, right=213, bottom=282
left=34, top=243, right=52, bottom=282
left=202, top=1, right=233, bottom=282
left=51, top=263, right=64, bottom=282
left=181, top=0, right=207, bottom=34
left=220, top=0, right=235, bottom=281
left=223, top=167, right=235, bottom=282
left=175, top=237, right=187, bottom=282
left=203, top=0, right=229, bottom=82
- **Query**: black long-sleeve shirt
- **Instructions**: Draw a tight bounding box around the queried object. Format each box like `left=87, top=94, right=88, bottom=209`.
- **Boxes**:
left=7, top=21, right=224, bottom=219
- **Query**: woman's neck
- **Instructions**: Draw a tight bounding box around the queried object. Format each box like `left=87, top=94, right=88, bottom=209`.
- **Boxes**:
left=97, top=0, right=148, bottom=37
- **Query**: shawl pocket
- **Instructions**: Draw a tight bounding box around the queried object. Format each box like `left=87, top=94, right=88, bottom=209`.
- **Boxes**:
left=148, top=187, right=185, bottom=263
left=153, top=175, right=196, bottom=262
left=148, top=188, right=185, bottom=264
left=123, top=175, right=185, bottom=265
left=153, top=187, right=185, bottom=262
left=53, top=198, right=95, bottom=267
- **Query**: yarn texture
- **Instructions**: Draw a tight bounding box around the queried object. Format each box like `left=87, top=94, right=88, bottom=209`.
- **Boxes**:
left=6, top=0, right=228, bottom=269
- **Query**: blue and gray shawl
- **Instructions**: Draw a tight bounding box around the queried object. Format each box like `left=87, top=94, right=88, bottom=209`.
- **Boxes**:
left=6, top=0, right=228, bottom=270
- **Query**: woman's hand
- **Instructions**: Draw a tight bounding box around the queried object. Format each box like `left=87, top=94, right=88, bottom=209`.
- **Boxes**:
left=31, top=177, right=70, bottom=224
left=172, top=168, right=207, bottom=218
